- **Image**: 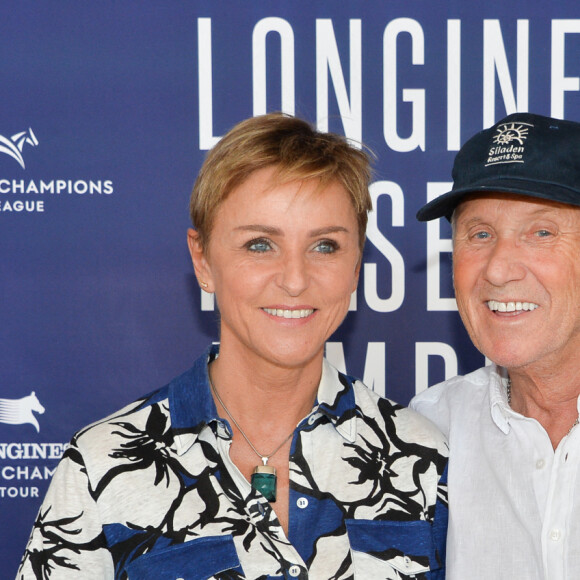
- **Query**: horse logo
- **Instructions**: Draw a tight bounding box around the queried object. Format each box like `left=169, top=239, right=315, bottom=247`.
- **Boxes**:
left=0, top=128, right=39, bottom=169
left=0, top=392, right=45, bottom=432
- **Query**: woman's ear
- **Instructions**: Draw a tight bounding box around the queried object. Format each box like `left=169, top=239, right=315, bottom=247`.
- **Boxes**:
left=187, top=228, right=214, bottom=293
left=351, top=252, right=362, bottom=293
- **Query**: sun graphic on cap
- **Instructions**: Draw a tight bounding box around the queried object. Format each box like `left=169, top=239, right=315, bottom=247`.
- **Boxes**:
left=493, top=122, right=530, bottom=146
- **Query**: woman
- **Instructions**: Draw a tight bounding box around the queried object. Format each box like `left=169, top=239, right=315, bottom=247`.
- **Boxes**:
left=18, top=113, right=448, bottom=579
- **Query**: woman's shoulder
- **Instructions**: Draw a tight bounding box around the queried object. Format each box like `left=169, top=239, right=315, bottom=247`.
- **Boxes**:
left=76, top=384, right=170, bottom=435
left=67, top=384, right=172, bottom=468
left=72, top=351, right=214, bottom=450
left=350, top=378, right=449, bottom=458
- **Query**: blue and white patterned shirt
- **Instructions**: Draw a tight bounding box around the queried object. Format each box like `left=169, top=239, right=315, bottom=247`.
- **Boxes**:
left=18, top=345, right=449, bottom=579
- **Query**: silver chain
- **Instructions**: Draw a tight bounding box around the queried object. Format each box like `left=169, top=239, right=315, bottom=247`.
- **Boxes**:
left=209, top=372, right=294, bottom=465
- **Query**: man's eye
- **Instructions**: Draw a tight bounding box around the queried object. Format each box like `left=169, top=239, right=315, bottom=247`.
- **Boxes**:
left=473, top=231, right=491, bottom=239
left=246, top=238, right=272, bottom=252
left=535, top=229, right=552, bottom=237
left=314, top=240, right=338, bottom=253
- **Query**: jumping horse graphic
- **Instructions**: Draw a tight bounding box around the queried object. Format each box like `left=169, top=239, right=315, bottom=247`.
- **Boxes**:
left=0, top=128, right=39, bottom=169
left=0, top=392, right=45, bottom=432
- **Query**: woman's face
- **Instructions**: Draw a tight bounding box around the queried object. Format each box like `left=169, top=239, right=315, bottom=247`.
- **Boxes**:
left=188, top=166, right=361, bottom=370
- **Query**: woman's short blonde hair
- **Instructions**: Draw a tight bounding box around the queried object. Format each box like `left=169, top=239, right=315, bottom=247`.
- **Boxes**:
left=189, top=113, right=373, bottom=251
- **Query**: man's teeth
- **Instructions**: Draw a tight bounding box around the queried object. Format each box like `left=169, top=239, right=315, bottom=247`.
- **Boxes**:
left=263, top=308, right=314, bottom=319
left=487, top=300, right=538, bottom=312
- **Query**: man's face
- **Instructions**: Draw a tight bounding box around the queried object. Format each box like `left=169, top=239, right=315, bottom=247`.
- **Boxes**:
left=452, top=193, right=580, bottom=372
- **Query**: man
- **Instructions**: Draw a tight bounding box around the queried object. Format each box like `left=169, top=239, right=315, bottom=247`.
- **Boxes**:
left=411, top=112, right=580, bottom=579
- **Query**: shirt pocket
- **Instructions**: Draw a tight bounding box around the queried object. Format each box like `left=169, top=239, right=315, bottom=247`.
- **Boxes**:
left=125, top=534, right=243, bottom=580
left=346, top=519, right=440, bottom=579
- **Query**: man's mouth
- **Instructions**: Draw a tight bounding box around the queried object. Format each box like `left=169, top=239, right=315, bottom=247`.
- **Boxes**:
left=486, top=300, right=539, bottom=313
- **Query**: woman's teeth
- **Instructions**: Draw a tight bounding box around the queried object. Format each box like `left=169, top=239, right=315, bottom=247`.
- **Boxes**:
left=263, top=308, right=314, bottom=319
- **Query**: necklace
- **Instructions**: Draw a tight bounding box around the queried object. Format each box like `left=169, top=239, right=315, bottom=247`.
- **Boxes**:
left=507, top=377, right=580, bottom=436
left=209, top=372, right=294, bottom=503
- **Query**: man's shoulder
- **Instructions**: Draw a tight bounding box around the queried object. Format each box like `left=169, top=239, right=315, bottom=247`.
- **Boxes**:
left=409, top=365, right=494, bottom=437
left=412, top=365, right=492, bottom=404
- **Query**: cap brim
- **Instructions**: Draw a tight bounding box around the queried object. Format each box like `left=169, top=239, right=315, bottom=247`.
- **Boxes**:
left=416, top=178, right=580, bottom=221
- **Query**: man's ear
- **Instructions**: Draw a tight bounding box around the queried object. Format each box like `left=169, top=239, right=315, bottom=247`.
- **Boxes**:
left=187, top=228, right=214, bottom=293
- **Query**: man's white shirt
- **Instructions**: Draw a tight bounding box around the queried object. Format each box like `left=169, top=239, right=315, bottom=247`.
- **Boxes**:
left=411, top=364, right=580, bottom=580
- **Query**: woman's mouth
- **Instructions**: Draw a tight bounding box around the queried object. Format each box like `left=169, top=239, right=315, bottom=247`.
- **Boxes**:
left=263, top=308, right=315, bottom=319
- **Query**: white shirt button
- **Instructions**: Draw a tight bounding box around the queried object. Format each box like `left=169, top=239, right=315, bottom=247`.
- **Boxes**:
left=404, top=555, right=412, bottom=568
left=536, top=459, right=545, bottom=469
left=289, top=564, right=301, bottom=577
left=297, top=497, right=309, bottom=509
left=308, top=414, right=317, bottom=425
left=550, top=529, right=562, bottom=541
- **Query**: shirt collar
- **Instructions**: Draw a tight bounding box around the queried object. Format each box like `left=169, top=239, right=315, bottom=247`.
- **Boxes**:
left=315, top=358, right=359, bottom=443
left=169, top=344, right=220, bottom=455
left=489, top=364, right=580, bottom=435
left=489, top=364, right=512, bottom=434
left=168, top=345, right=359, bottom=455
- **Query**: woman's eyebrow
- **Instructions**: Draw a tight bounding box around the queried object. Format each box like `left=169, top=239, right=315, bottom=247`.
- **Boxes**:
left=308, top=226, right=350, bottom=237
left=234, top=224, right=282, bottom=235
left=233, top=225, right=351, bottom=237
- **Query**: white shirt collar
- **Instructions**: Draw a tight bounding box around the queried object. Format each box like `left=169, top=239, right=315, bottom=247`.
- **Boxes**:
left=489, top=364, right=512, bottom=434
left=488, top=364, right=580, bottom=435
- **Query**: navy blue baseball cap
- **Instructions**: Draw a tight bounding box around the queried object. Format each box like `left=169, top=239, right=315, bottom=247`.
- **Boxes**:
left=416, top=112, right=580, bottom=221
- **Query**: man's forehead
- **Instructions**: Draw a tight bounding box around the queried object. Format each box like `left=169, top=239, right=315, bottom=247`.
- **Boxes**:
left=455, top=192, right=579, bottom=219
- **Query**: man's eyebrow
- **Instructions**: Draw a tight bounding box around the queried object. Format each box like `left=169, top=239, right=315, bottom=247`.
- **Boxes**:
left=459, top=207, right=562, bottom=227
left=456, top=216, right=486, bottom=228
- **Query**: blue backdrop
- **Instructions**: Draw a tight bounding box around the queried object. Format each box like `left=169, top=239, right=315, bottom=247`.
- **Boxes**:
left=2, top=1, right=580, bottom=576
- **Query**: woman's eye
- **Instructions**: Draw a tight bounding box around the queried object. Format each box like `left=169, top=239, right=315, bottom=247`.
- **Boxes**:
left=246, top=238, right=272, bottom=252
left=314, top=240, right=338, bottom=253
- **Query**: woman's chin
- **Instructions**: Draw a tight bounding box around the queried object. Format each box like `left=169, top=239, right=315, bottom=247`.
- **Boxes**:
left=252, top=343, right=324, bottom=371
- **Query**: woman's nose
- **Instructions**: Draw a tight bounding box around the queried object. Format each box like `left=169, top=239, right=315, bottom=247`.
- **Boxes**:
left=276, top=252, right=310, bottom=296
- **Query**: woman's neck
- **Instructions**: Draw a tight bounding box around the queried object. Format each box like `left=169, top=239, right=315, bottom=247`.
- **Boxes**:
left=208, top=344, right=322, bottom=434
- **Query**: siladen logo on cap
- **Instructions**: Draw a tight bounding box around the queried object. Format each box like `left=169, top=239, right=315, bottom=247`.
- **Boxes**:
left=486, top=121, right=533, bottom=167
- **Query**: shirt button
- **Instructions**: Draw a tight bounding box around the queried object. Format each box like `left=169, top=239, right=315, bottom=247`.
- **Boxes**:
left=297, top=497, right=309, bottom=509
left=288, top=565, right=301, bottom=577
left=536, top=459, right=545, bottom=469
left=404, top=555, right=412, bottom=568
left=308, top=414, right=317, bottom=425
left=550, top=529, right=562, bottom=541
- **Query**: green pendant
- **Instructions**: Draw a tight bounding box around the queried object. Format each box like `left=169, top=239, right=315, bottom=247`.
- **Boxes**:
left=252, top=465, right=277, bottom=502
